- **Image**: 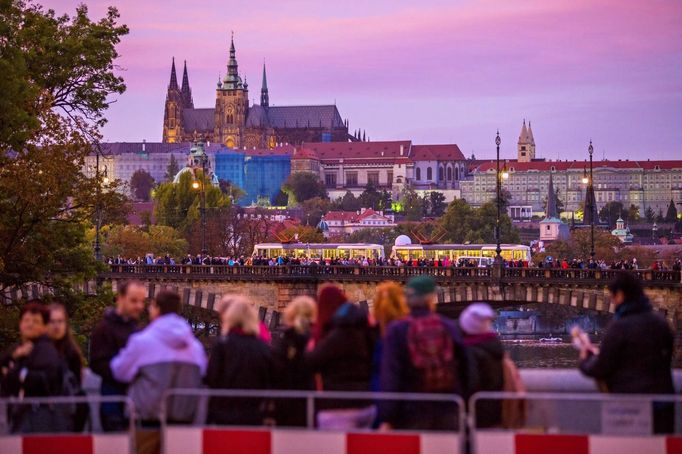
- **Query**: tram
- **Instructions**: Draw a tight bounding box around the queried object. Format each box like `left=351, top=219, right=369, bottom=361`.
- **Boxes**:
left=252, top=243, right=385, bottom=260
left=390, top=236, right=531, bottom=264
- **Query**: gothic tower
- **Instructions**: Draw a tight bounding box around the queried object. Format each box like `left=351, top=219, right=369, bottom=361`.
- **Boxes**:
left=214, top=33, right=249, bottom=148
left=260, top=63, right=269, bottom=108
left=181, top=60, right=194, bottom=108
left=162, top=58, right=184, bottom=143
left=517, top=119, right=536, bottom=162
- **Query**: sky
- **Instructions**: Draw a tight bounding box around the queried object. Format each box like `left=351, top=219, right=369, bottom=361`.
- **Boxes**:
left=44, top=0, right=682, bottom=160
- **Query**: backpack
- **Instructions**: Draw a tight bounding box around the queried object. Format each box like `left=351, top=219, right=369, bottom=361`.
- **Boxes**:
left=406, top=314, right=457, bottom=393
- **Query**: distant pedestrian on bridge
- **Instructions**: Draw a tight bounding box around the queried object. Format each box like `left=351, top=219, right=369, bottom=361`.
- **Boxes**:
left=90, top=280, right=146, bottom=431
left=579, top=272, right=674, bottom=433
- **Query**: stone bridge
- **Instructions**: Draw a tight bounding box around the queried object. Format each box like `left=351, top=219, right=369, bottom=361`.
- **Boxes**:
left=99, top=265, right=682, bottom=320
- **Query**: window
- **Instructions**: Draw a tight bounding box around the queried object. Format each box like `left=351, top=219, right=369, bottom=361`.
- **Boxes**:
left=416, top=168, right=421, bottom=180
left=368, top=172, right=379, bottom=186
left=454, top=167, right=459, bottom=180
left=345, top=172, right=358, bottom=186
left=387, top=171, right=393, bottom=185
left=447, top=167, right=452, bottom=180
left=325, top=173, right=337, bottom=188
left=439, top=167, right=444, bottom=180
left=427, top=167, right=433, bottom=180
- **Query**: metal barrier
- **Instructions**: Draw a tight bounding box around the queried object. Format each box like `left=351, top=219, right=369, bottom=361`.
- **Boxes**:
left=0, top=395, right=135, bottom=454
left=469, top=392, right=682, bottom=454
left=161, top=389, right=466, bottom=454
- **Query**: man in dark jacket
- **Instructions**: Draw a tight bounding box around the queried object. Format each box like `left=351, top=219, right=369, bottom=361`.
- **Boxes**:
left=579, top=272, right=674, bottom=433
left=0, top=302, right=64, bottom=432
left=379, top=276, right=473, bottom=431
left=90, top=280, right=146, bottom=431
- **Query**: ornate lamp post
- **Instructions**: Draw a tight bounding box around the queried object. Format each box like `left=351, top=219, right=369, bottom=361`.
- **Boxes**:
left=191, top=142, right=208, bottom=257
left=94, top=147, right=108, bottom=262
left=588, top=141, right=595, bottom=259
left=495, top=131, right=503, bottom=264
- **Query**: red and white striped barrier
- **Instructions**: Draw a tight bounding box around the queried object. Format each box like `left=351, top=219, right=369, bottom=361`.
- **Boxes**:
left=474, top=432, right=682, bottom=454
left=164, top=427, right=461, bottom=454
left=0, top=434, right=130, bottom=454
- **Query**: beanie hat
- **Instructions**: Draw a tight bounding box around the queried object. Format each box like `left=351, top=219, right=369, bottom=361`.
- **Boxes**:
left=459, top=303, right=496, bottom=335
left=406, top=276, right=436, bottom=296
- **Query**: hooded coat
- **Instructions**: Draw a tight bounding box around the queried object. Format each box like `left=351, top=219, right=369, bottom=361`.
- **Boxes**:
left=111, top=313, right=207, bottom=421
left=580, top=296, right=674, bottom=394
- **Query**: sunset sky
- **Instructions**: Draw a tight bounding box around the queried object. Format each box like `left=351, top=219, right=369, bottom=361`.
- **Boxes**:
left=45, top=0, right=682, bottom=160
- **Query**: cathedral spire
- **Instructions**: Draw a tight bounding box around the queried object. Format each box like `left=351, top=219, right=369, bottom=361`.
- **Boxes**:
left=222, top=32, right=243, bottom=90
left=181, top=60, right=194, bottom=107
left=169, top=57, right=178, bottom=90
left=260, top=62, right=269, bottom=107
left=545, top=172, right=558, bottom=219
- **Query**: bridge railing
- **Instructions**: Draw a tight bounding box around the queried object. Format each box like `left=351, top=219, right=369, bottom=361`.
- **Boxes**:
left=104, top=264, right=681, bottom=285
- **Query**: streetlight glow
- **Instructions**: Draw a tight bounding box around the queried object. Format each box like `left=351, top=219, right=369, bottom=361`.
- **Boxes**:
left=192, top=180, right=200, bottom=189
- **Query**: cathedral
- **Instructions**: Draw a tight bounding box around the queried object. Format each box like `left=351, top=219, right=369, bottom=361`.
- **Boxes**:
left=162, top=35, right=355, bottom=148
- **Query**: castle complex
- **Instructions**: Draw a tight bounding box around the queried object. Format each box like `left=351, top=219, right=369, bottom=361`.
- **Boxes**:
left=162, top=35, right=353, bottom=148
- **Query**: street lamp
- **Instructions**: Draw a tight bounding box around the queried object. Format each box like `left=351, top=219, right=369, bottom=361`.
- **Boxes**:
left=582, top=164, right=589, bottom=185
left=495, top=131, right=503, bottom=264
left=587, top=140, right=597, bottom=261
left=94, top=148, right=108, bottom=262
left=191, top=142, right=208, bottom=257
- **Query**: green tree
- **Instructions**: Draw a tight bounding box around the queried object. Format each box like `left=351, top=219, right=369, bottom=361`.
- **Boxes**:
left=400, top=187, right=425, bottom=222
left=428, top=191, right=447, bottom=217
left=165, top=154, right=180, bottom=181
left=153, top=171, right=231, bottom=232
left=440, top=199, right=519, bottom=244
left=282, top=172, right=327, bottom=205
left=300, top=197, right=330, bottom=227
left=627, top=204, right=640, bottom=222
left=275, top=225, right=324, bottom=243
left=544, top=229, right=621, bottom=262
left=645, top=206, right=655, bottom=223
left=337, top=191, right=361, bottom=212
left=130, top=169, right=155, bottom=201
left=440, top=199, right=474, bottom=243
left=148, top=225, right=188, bottom=258
left=599, top=201, right=626, bottom=228
left=272, top=189, right=288, bottom=207
left=0, top=2, right=128, bottom=297
left=358, top=183, right=390, bottom=210
left=665, top=199, right=678, bottom=223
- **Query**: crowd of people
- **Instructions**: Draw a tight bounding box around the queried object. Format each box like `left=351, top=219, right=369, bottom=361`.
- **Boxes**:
left=0, top=273, right=675, bottom=452
left=107, top=253, right=682, bottom=271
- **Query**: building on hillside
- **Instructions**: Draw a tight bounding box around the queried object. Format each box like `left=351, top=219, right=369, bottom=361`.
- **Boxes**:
left=162, top=35, right=358, bottom=147
left=292, top=141, right=467, bottom=201
left=460, top=121, right=682, bottom=218
left=611, top=217, right=634, bottom=243
left=213, top=145, right=293, bottom=205
left=539, top=173, right=569, bottom=242
left=318, top=208, right=396, bottom=237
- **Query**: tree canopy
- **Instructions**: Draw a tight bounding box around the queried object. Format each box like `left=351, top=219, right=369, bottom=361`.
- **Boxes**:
left=440, top=199, right=520, bottom=244
left=0, top=1, right=128, bottom=294
left=130, top=169, right=155, bottom=201
left=282, top=172, right=327, bottom=205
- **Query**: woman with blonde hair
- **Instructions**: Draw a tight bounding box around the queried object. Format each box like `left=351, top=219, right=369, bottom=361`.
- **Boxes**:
left=373, top=282, right=408, bottom=336
left=370, top=282, right=409, bottom=391
left=273, top=296, right=317, bottom=426
left=206, top=296, right=273, bottom=425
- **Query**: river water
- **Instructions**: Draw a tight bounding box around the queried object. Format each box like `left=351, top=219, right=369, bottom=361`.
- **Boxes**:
left=504, top=341, right=582, bottom=368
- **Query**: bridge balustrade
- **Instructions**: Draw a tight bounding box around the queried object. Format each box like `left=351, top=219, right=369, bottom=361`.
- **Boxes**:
left=105, top=264, right=681, bottom=285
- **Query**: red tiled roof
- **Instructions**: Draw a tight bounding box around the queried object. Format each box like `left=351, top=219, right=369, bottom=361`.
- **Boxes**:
left=300, top=141, right=412, bottom=162
left=411, top=144, right=464, bottom=161
left=323, top=209, right=391, bottom=223
left=291, top=147, right=319, bottom=160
